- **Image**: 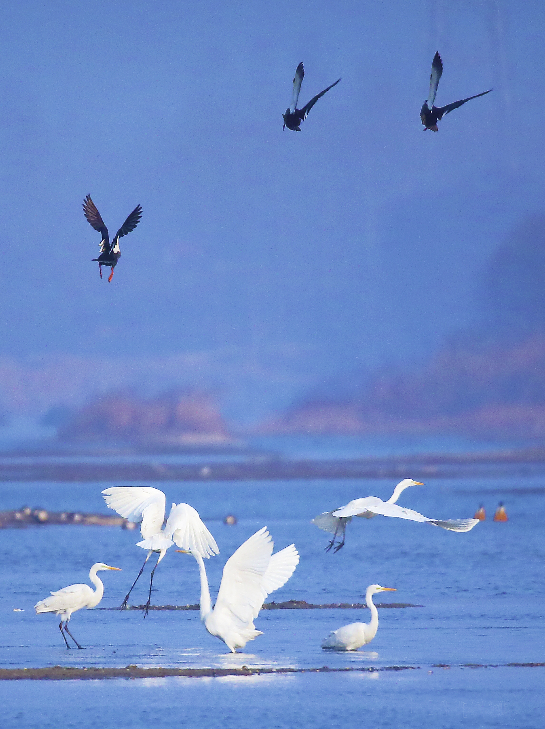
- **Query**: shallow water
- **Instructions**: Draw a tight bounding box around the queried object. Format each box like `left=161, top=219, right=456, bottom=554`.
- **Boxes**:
left=0, top=461, right=544, bottom=728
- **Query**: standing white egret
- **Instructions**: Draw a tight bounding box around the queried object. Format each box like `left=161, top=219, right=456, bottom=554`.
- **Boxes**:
left=180, top=526, right=299, bottom=653
left=322, top=584, right=396, bottom=651
left=102, top=486, right=218, bottom=613
left=35, top=562, right=121, bottom=649
left=312, top=478, right=479, bottom=551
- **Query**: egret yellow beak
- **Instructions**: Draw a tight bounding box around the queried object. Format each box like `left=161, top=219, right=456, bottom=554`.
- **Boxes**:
left=106, top=566, right=122, bottom=571
left=414, top=481, right=424, bottom=486
left=176, top=549, right=191, bottom=554
left=381, top=587, right=396, bottom=591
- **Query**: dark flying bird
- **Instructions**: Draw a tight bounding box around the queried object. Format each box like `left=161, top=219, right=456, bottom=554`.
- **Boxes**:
left=283, top=63, right=341, bottom=131
left=83, top=195, right=142, bottom=282
left=420, top=52, right=492, bottom=131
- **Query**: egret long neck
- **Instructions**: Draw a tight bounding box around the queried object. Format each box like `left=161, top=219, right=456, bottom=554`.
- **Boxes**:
left=88, top=566, right=105, bottom=608
left=193, top=552, right=212, bottom=622
left=387, top=481, right=412, bottom=504
left=365, top=588, right=380, bottom=640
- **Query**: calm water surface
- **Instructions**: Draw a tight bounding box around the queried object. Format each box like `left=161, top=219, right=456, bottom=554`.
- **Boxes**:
left=0, top=438, right=544, bottom=728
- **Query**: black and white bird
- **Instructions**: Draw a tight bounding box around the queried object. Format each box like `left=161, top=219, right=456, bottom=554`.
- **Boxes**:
left=283, top=63, right=341, bottom=131
left=420, top=52, right=492, bottom=131
left=83, top=195, right=142, bottom=281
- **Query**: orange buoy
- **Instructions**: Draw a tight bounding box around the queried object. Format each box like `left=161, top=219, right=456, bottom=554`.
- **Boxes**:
left=474, top=505, right=486, bottom=521
left=493, top=502, right=508, bottom=522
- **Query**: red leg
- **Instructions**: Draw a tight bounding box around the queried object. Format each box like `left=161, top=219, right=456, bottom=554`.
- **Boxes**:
left=108, top=267, right=114, bottom=282
left=98, top=264, right=103, bottom=279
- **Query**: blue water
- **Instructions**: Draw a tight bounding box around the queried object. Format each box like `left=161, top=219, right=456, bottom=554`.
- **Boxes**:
left=0, top=442, right=544, bottom=728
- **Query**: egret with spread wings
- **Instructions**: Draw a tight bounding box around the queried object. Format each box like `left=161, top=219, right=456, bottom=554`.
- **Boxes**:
left=180, top=527, right=299, bottom=653
left=102, top=486, right=218, bottom=614
left=420, top=52, right=492, bottom=131
left=283, top=62, right=341, bottom=131
left=313, top=478, right=480, bottom=551
left=83, top=194, right=142, bottom=281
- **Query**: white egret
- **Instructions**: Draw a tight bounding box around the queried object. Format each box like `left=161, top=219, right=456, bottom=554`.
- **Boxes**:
left=179, top=526, right=299, bottom=653
left=102, top=486, right=218, bottom=613
left=312, top=478, right=480, bottom=551
left=322, top=584, right=396, bottom=651
left=35, top=562, right=121, bottom=649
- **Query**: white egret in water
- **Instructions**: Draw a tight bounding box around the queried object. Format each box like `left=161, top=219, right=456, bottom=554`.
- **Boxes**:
left=35, top=562, right=121, bottom=649
left=102, top=486, right=218, bottom=613
left=313, top=478, right=480, bottom=551
left=179, top=526, right=299, bottom=653
left=322, top=584, right=396, bottom=651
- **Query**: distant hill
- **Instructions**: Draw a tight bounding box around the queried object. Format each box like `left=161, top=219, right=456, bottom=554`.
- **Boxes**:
left=58, top=390, right=233, bottom=446
left=261, top=216, right=545, bottom=440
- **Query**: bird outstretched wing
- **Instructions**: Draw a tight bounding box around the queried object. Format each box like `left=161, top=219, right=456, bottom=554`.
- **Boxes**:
left=343, top=500, right=480, bottom=532
left=436, top=88, right=492, bottom=119
left=290, top=62, right=305, bottom=113
left=115, top=204, right=142, bottom=240
left=83, top=195, right=108, bottom=237
left=426, top=51, right=443, bottom=110
left=164, top=503, right=219, bottom=558
left=102, top=486, right=166, bottom=539
left=300, top=77, right=341, bottom=120
left=259, top=543, right=299, bottom=609
left=213, top=527, right=275, bottom=627
left=312, top=511, right=344, bottom=534
left=428, top=517, right=480, bottom=532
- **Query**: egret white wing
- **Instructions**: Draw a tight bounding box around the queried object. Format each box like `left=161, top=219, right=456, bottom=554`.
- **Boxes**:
left=101, top=486, right=166, bottom=539
left=428, top=517, right=480, bottom=532
left=213, top=527, right=274, bottom=627
left=259, top=544, right=299, bottom=603
left=164, top=503, right=219, bottom=558
left=332, top=497, right=383, bottom=518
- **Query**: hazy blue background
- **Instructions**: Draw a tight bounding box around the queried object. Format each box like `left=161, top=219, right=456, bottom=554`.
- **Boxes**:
left=0, top=0, right=543, bottom=425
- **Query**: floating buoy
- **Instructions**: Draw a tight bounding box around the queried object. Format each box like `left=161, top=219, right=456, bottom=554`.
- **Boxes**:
left=493, top=502, right=508, bottom=522
left=223, top=514, right=237, bottom=525
left=474, top=505, right=486, bottom=520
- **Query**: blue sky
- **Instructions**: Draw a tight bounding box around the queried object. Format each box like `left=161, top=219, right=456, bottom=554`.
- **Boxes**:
left=0, top=0, right=543, bottom=423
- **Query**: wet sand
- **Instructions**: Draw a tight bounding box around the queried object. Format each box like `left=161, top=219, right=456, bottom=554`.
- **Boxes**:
left=0, top=663, right=542, bottom=681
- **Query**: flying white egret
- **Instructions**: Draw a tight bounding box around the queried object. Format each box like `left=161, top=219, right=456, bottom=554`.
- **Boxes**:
left=312, top=478, right=480, bottom=551
left=102, top=486, right=218, bottom=613
left=322, top=584, right=396, bottom=651
left=35, top=562, right=121, bottom=649
left=179, top=526, right=299, bottom=653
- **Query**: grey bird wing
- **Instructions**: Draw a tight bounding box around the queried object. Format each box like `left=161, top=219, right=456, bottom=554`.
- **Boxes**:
left=83, top=195, right=109, bottom=241
left=115, top=204, right=142, bottom=240
left=290, top=62, right=305, bottom=113
left=435, top=88, right=492, bottom=119
left=426, top=51, right=443, bottom=110
left=300, top=77, right=341, bottom=119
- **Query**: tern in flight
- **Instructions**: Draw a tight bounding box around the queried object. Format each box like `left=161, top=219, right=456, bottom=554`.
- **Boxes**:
left=420, top=52, right=492, bottom=131
left=83, top=195, right=142, bottom=281
left=283, top=62, right=341, bottom=131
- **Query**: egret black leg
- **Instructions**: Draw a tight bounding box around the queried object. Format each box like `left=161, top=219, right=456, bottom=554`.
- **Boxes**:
left=120, top=554, right=150, bottom=609
left=59, top=621, right=71, bottom=649
left=63, top=622, right=84, bottom=649
left=333, top=520, right=347, bottom=552
left=143, top=554, right=161, bottom=618
left=325, top=518, right=344, bottom=552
